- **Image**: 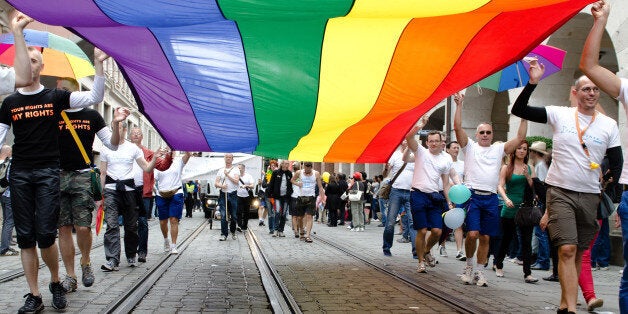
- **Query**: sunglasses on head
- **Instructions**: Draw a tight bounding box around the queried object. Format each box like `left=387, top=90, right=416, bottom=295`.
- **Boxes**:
left=479, top=130, right=492, bottom=135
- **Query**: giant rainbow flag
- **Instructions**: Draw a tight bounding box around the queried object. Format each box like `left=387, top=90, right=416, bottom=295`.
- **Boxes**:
left=10, top=0, right=594, bottom=162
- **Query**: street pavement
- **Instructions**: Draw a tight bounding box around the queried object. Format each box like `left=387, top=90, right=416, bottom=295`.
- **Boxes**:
left=0, top=213, right=622, bottom=313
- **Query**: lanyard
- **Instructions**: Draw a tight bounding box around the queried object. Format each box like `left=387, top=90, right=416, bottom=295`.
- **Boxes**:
left=574, top=110, right=599, bottom=169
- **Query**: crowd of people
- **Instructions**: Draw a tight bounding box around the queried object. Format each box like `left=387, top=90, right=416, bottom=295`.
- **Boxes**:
left=0, top=1, right=627, bottom=314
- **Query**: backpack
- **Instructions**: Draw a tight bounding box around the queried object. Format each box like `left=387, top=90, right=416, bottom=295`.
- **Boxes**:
left=0, top=158, right=10, bottom=193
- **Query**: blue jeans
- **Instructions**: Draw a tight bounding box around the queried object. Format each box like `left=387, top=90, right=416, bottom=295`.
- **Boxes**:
left=533, top=225, right=550, bottom=269
left=618, top=191, right=628, bottom=313
left=219, top=191, right=238, bottom=237
left=267, top=198, right=275, bottom=233
left=382, top=188, right=416, bottom=256
left=0, top=195, right=14, bottom=253
left=591, top=217, right=610, bottom=268
left=379, top=198, right=388, bottom=224
left=273, top=196, right=290, bottom=232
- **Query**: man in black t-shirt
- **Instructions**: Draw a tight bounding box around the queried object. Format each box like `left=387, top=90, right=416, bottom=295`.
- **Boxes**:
left=56, top=77, right=129, bottom=293
left=0, top=47, right=109, bottom=313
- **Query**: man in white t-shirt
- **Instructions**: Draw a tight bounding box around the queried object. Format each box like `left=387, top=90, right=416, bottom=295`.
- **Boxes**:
left=236, top=164, right=255, bottom=232
left=580, top=1, right=628, bottom=311
left=382, top=140, right=417, bottom=258
left=214, top=153, right=240, bottom=241
left=154, top=152, right=191, bottom=255
left=514, top=40, right=622, bottom=313
left=454, top=91, right=528, bottom=287
left=100, top=123, right=164, bottom=271
left=406, top=126, right=453, bottom=273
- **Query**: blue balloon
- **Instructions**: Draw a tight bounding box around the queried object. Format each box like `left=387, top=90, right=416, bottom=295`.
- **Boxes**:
left=448, top=184, right=471, bottom=204
left=444, top=208, right=466, bottom=229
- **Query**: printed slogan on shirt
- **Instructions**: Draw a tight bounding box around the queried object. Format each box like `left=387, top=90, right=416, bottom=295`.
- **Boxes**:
left=11, top=103, right=55, bottom=121
left=58, top=118, right=92, bottom=131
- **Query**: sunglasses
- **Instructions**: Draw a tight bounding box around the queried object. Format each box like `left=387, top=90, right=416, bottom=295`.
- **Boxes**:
left=478, top=130, right=492, bottom=135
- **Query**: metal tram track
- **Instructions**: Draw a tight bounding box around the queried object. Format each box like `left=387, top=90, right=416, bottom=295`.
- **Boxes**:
left=0, top=219, right=162, bottom=283
left=312, top=234, right=487, bottom=314
left=245, top=229, right=302, bottom=314
left=103, top=219, right=209, bottom=314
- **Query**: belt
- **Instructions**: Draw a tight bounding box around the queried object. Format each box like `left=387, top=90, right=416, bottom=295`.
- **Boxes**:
left=472, top=189, right=494, bottom=196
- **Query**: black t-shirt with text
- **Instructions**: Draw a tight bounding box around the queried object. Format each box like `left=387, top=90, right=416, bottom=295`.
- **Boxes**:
left=58, top=108, right=107, bottom=171
left=0, top=88, right=71, bottom=169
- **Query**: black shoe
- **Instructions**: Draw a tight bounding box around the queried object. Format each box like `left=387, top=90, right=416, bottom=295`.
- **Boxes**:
left=236, top=226, right=242, bottom=232
left=18, top=293, right=43, bottom=314
left=543, top=274, right=559, bottom=282
left=49, top=281, right=67, bottom=310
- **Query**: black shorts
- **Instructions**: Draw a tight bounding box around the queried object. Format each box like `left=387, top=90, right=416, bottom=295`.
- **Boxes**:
left=11, top=167, right=61, bottom=249
left=297, top=196, right=316, bottom=216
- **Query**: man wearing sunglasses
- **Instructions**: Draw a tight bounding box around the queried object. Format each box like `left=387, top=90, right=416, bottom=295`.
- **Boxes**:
left=580, top=1, right=628, bottom=312
left=453, top=92, right=528, bottom=287
left=513, top=34, right=622, bottom=312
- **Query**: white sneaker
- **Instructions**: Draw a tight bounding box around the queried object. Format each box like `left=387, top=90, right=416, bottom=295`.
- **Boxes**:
left=359, top=227, right=365, bottom=232
left=164, top=239, right=170, bottom=252
left=171, top=246, right=179, bottom=255
left=439, top=245, right=448, bottom=257
left=461, top=265, right=474, bottom=284
left=495, top=268, right=504, bottom=277
left=475, top=270, right=488, bottom=287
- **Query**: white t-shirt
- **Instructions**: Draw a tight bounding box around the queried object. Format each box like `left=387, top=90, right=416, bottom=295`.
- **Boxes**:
left=132, top=159, right=144, bottom=186
left=215, top=166, right=239, bottom=193
left=545, top=106, right=620, bottom=193
left=451, top=160, right=465, bottom=181
left=237, top=172, right=254, bottom=198
left=154, top=158, right=185, bottom=192
left=412, top=147, right=452, bottom=193
left=101, top=141, right=143, bottom=191
left=291, top=171, right=301, bottom=198
left=617, top=78, right=628, bottom=184
left=0, top=68, right=15, bottom=95
left=462, top=138, right=505, bottom=193
left=388, top=150, right=413, bottom=190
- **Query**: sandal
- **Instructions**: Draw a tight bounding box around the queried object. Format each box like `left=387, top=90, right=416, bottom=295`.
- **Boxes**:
left=304, top=237, right=313, bottom=243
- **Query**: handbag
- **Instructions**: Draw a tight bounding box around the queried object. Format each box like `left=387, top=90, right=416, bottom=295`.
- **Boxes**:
left=514, top=181, right=542, bottom=227
left=340, top=192, right=348, bottom=201
left=378, top=162, right=407, bottom=200
left=348, top=190, right=363, bottom=202
left=514, top=202, right=543, bottom=227
left=598, top=190, right=615, bottom=219
left=61, top=111, right=102, bottom=201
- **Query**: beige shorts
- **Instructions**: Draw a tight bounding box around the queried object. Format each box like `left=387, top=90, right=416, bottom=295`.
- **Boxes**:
left=546, top=186, right=600, bottom=250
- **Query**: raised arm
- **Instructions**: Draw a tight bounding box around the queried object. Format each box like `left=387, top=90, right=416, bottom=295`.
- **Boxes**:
left=511, top=60, right=548, bottom=123
left=503, top=119, right=527, bottom=154
left=97, top=107, right=130, bottom=150
left=136, top=148, right=165, bottom=173
left=453, top=92, right=468, bottom=148
left=69, top=48, right=110, bottom=108
left=405, top=115, right=429, bottom=153
left=9, top=11, right=33, bottom=87
left=580, top=0, right=621, bottom=98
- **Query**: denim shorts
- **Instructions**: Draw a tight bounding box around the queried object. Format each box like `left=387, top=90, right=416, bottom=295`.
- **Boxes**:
left=410, top=190, right=445, bottom=230
left=464, top=192, right=500, bottom=236
left=156, top=193, right=184, bottom=220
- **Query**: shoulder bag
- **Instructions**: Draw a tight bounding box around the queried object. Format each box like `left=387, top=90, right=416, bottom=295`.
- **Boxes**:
left=514, top=181, right=542, bottom=227
left=598, top=190, right=615, bottom=219
left=348, top=182, right=364, bottom=202
left=377, top=162, right=407, bottom=200
left=61, top=111, right=102, bottom=201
